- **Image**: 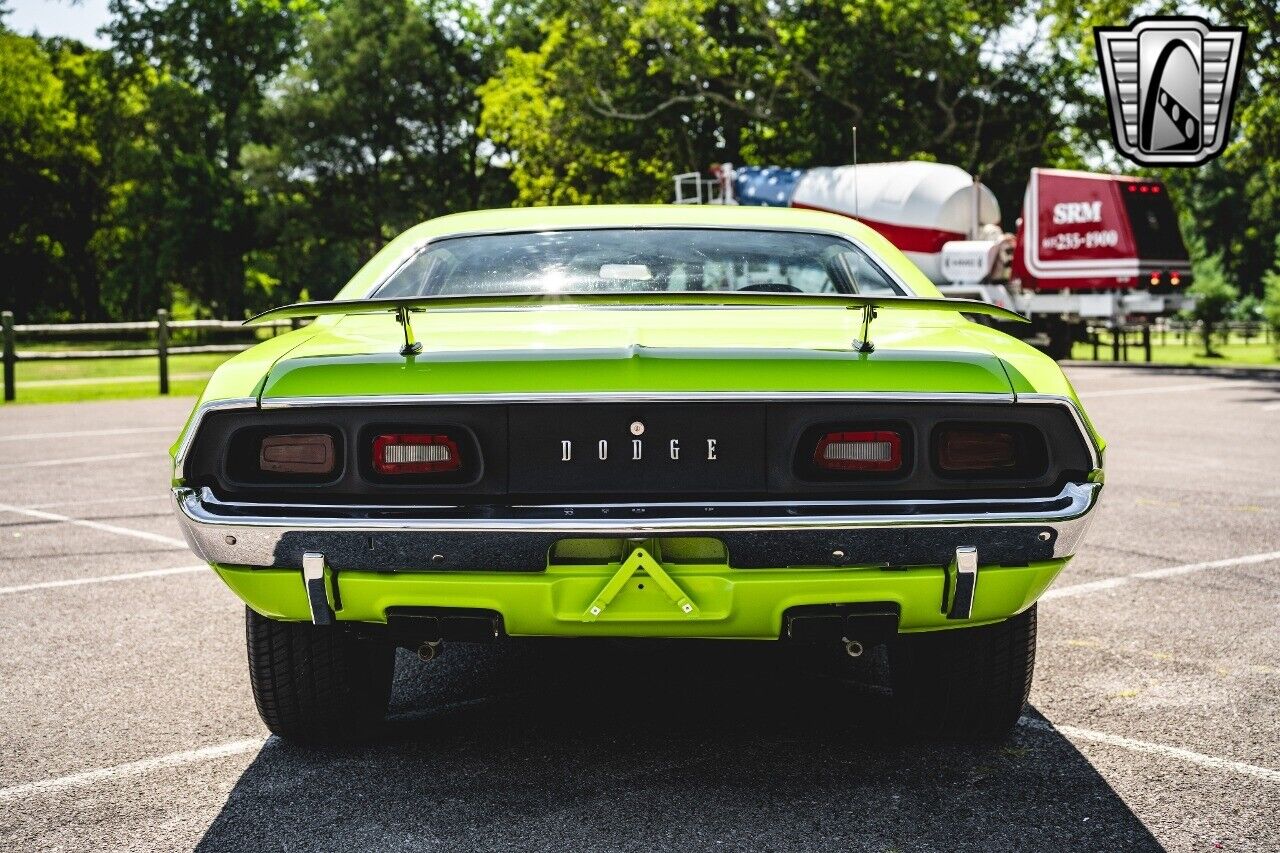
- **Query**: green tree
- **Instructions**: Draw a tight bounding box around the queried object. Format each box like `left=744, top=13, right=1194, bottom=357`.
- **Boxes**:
left=108, top=0, right=313, bottom=317
left=47, top=39, right=156, bottom=320
left=1262, top=235, right=1280, bottom=352
left=0, top=29, right=81, bottom=319
left=480, top=1, right=1091, bottom=211
left=1188, top=252, right=1239, bottom=357
left=249, top=0, right=511, bottom=302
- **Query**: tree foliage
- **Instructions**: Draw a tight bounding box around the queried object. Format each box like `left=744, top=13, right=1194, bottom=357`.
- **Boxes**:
left=249, top=0, right=510, bottom=302
left=480, top=1, right=1092, bottom=212
left=1, top=0, right=1278, bottom=321
left=1188, top=251, right=1239, bottom=357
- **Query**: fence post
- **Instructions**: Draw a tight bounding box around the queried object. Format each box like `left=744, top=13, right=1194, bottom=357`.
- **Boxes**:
left=1142, top=325, right=1152, bottom=362
left=2, top=311, right=14, bottom=402
left=1111, top=325, right=1121, bottom=362
left=1091, top=328, right=1100, bottom=361
left=157, top=309, right=170, bottom=396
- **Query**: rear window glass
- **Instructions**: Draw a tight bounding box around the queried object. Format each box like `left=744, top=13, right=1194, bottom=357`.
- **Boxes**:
left=372, top=228, right=906, bottom=298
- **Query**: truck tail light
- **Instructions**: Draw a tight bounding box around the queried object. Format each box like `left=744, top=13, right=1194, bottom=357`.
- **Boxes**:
left=373, top=433, right=461, bottom=474
left=1170, top=271, right=1181, bottom=286
left=259, top=434, right=336, bottom=475
left=813, top=430, right=902, bottom=472
left=936, top=428, right=1017, bottom=472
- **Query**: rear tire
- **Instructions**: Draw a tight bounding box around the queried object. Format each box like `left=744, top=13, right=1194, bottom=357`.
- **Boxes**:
left=889, top=605, right=1036, bottom=740
left=246, top=607, right=394, bottom=744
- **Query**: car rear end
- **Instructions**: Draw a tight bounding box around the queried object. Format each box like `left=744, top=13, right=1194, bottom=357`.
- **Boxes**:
left=175, top=390, right=1099, bottom=641
left=171, top=206, right=1105, bottom=742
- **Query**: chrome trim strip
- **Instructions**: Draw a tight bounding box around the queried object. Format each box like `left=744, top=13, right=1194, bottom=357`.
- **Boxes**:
left=172, top=397, right=258, bottom=477
left=202, top=484, right=1083, bottom=514
left=178, top=481, right=1097, bottom=532
left=172, top=481, right=1101, bottom=567
left=258, top=391, right=1018, bottom=408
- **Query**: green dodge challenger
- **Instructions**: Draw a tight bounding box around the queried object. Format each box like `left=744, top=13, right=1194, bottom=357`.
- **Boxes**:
left=170, top=205, right=1104, bottom=743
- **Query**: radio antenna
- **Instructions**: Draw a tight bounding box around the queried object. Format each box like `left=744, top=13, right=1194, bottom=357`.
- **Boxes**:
left=852, top=125, right=860, bottom=221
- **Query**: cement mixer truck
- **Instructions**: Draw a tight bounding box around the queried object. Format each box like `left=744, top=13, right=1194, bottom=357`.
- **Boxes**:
left=673, top=161, right=1193, bottom=358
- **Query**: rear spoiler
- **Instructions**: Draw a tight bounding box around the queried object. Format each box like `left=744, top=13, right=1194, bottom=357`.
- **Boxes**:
left=245, top=292, right=1028, bottom=356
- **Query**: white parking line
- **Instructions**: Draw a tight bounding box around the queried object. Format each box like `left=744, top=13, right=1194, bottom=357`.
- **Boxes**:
left=1044, top=550, right=1280, bottom=600
left=0, top=426, right=176, bottom=442
left=0, top=503, right=187, bottom=549
left=0, top=565, right=206, bottom=596
left=0, top=451, right=160, bottom=470
left=0, top=738, right=266, bottom=804
left=1078, top=380, right=1270, bottom=398
left=0, top=695, right=522, bottom=804
left=1019, top=718, right=1280, bottom=783
left=2, top=709, right=1273, bottom=805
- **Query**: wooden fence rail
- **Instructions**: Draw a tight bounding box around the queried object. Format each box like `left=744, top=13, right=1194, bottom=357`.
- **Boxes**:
left=1, top=310, right=296, bottom=402
left=1084, top=321, right=1274, bottom=364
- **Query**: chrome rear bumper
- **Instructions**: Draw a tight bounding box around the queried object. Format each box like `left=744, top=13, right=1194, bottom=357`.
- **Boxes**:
left=173, top=482, right=1101, bottom=572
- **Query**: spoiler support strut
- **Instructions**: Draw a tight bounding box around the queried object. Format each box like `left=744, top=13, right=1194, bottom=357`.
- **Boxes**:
left=851, top=304, right=877, bottom=353
left=396, top=305, right=423, bottom=357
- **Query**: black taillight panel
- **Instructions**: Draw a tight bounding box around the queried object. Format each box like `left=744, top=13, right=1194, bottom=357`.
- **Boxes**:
left=225, top=425, right=345, bottom=486
left=791, top=421, right=914, bottom=482
left=768, top=402, right=1085, bottom=497
left=183, top=401, right=1087, bottom=503
left=187, top=406, right=507, bottom=502
left=931, top=422, right=1049, bottom=480
left=358, top=423, right=484, bottom=486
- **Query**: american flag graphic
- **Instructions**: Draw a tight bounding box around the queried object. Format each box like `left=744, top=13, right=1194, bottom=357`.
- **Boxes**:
left=732, top=166, right=804, bottom=207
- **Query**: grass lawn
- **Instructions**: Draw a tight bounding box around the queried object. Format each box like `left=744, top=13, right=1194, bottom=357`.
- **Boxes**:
left=1070, top=334, right=1279, bottom=368
left=3, top=353, right=234, bottom=405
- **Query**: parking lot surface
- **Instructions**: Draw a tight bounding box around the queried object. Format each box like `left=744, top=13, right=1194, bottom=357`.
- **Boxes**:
left=1, top=365, right=1278, bottom=852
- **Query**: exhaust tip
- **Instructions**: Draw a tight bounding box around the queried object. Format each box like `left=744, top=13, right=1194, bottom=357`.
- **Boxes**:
left=843, top=638, right=864, bottom=658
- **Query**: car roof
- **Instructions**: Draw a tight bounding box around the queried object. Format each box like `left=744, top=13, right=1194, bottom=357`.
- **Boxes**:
left=336, top=204, right=939, bottom=300
left=405, top=203, right=870, bottom=238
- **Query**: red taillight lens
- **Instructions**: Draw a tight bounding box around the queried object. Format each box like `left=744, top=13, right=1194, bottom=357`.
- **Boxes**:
left=813, top=430, right=902, bottom=471
left=1170, top=272, right=1182, bottom=286
left=1149, top=271, right=1161, bottom=286
left=372, top=433, right=461, bottom=474
left=259, top=434, right=335, bottom=475
left=937, top=429, right=1017, bottom=472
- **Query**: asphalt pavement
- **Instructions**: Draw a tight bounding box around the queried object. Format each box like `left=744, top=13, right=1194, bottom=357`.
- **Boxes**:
left=0, top=365, right=1277, bottom=852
